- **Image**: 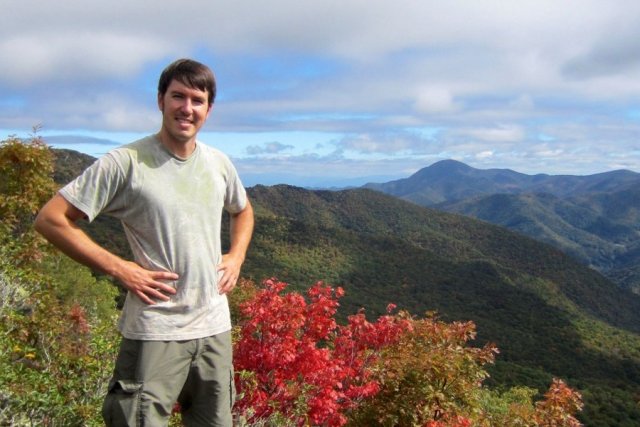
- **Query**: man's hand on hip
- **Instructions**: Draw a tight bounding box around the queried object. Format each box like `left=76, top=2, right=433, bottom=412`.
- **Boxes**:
left=216, top=254, right=243, bottom=295
left=116, top=261, right=179, bottom=304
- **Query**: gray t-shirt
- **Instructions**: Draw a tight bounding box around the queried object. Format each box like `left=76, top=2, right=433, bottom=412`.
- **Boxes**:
left=59, top=135, right=247, bottom=340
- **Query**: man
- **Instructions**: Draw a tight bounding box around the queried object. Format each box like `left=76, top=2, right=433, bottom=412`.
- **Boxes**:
left=34, top=58, right=254, bottom=426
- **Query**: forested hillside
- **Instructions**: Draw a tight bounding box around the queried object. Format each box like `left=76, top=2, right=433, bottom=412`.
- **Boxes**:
left=439, top=190, right=640, bottom=293
left=238, top=185, right=640, bottom=425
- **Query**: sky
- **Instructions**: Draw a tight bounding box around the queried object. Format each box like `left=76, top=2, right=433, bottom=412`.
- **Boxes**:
left=1, top=0, right=639, bottom=187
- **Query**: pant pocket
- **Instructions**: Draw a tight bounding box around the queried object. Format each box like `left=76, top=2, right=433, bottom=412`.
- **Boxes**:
left=102, top=379, right=143, bottom=427
left=230, top=368, right=236, bottom=409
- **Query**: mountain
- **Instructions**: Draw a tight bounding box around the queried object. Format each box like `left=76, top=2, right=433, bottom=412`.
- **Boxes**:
left=365, top=160, right=640, bottom=293
left=52, top=148, right=96, bottom=185
left=53, top=149, right=640, bottom=425
left=365, top=159, right=640, bottom=203
left=364, top=159, right=527, bottom=205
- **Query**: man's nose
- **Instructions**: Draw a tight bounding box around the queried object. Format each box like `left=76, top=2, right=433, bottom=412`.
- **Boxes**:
left=179, top=99, right=193, bottom=113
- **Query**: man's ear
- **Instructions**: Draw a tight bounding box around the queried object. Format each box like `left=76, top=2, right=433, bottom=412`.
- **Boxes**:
left=157, top=92, right=164, bottom=111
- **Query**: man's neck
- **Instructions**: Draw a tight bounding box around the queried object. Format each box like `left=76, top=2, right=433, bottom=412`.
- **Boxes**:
left=156, top=132, right=197, bottom=159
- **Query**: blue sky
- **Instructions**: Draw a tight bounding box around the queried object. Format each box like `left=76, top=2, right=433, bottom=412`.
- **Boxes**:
left=1, top=0, right=639, bottom=187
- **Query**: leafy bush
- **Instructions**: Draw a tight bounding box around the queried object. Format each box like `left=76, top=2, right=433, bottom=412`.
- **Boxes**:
left=0, top=132, right=56, bottom=265
left=349, top=312, right=498, bottom=426
left=233, top=278, right=411, bottom=426
left=0, top=134, right=120, bottom=426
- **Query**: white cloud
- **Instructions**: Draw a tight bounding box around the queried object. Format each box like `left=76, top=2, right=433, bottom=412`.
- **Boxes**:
left=246, top=141, right=294, bottom=155
left=414, top=86, right=459, bottom=114
left=476, top=151, right=494, bottom=160
left=464, top=125, right=525, bottom=143
left=0, top=33, right=174, bottom=86
left=509, top=95, right=535, bottom=110
left=338, top=131, right=438, bottom=155
left=101, top=106, right=160, bottom=132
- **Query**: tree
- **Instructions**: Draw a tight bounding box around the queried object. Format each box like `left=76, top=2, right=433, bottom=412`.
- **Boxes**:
left=0, top=130, right=56, bottom=263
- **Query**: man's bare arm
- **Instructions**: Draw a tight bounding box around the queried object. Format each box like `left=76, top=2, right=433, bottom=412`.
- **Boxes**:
left=217, top=198, right=254, bottom=294
left=34, top=194, right=178, bottom=304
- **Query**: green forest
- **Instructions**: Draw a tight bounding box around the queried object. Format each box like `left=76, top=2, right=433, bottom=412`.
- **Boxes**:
left=1, top=135, right=639, bottom=426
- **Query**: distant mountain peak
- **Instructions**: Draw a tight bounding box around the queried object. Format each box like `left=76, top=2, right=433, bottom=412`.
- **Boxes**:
left=411, top=159, right=475, bottom=179
left=368, top=159, right=640, bottom=201
left=430, top=159, right=472, bottom=170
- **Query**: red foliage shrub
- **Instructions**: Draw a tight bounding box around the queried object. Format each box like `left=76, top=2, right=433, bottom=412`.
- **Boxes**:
left=233, top=278, right=411, bottom=426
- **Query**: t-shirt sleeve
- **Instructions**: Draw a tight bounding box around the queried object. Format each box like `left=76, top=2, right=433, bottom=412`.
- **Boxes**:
left=58, top=153, right=128, bottom=222
left=223, top=156, right=247, bottom=214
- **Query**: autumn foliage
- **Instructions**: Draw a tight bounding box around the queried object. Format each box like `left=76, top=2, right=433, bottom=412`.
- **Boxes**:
left=1, top=134, right=120, bottom=425
left=231, top=278, right=583, bottom=426
left=534, top=378, right=584, bottom=427
left=0, top=132, right=56, bottom=264
left=233, top=278, right=411, bottom=425
left=349, top=313, right=498, bottom=426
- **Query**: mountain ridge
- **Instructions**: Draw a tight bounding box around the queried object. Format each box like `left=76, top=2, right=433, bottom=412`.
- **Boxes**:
left=365, top=159, right=640, bottom=293
left=365, top=159, right=640, bottom=203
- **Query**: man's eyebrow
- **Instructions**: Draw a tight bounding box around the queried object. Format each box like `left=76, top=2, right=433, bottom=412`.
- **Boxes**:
left=170, top=88, right=207, bottom=101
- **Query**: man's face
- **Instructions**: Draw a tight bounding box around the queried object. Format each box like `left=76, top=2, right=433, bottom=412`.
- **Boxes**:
left=158, top=79, right=212, bottom=145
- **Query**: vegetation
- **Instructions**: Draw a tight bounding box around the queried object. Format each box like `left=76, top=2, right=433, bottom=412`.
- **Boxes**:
left=0, top=131, right=56, bottom=265
left=0, top=134, right=120, bottom=425
left=0, top=138, right=636, bottom=425
left=439, top=191, right=640, bottom=293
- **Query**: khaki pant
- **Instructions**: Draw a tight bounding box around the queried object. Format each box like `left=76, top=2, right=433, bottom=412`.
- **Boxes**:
left=102, top=331, right=235, bottom=427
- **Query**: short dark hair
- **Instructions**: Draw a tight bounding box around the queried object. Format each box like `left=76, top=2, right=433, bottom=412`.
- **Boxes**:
left=158, top=58, right=216, bottom=105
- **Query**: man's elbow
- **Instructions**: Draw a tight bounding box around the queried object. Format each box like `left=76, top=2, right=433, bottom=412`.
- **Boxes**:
left=33, top=195, right=78, bottom=237
left=34, top=206, right=53, bottom=237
